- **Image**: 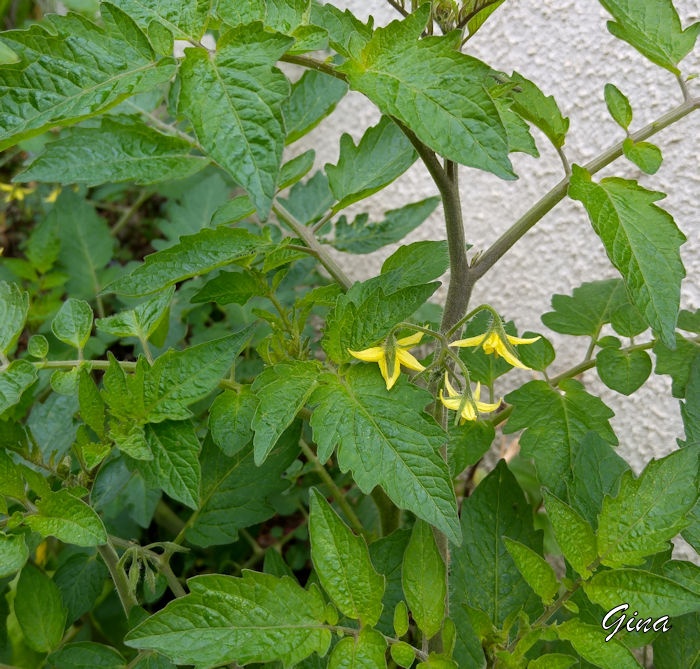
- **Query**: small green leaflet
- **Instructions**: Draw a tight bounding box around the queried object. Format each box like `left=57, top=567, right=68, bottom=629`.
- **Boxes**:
left=209, top=387, right=258, bottom=456
left=402, top=520, right=446, bottom=638
left=309, top=489, right=385, bottom=626
left=597, top=446, right=699, bottom=567
left=191, top=270, right=265, bottom=306
left=504, top=379, right=617, bottom=497
left=654, top=334, right=700, bottom=398
left=569, top=165, right=685, bottom=349
left=329, top=629, right=387, bottom=668
left=604, top=83, right=632, bottom=130
left=53, top=552, right=109, bottom=624
left=596, top=345, right=652, bottom=395
left=125, top=572, right=332, bottom=666
left=339, top=7, right=514, bottom=179
left=109, top=0, right=211, bottom=40
left=622, top=138, right=663, bottom=175
left=326, top=116, right=417, bottom=212
left=510, top=72, right=569, bottom=149
left=283, top=69, right=348, bottom=144
left=15, top=563, right=67, bottom=653
left=178, top=25, right=293, bottom=218
left=217, top=0, right=311, bottom=34
left=680, top=357, right=700, bottom=448
left=309, top=3, right=373, bottom=60
left=0, top=449, right=25, bottom=501
left=503, top=538, right=559, bottom=605
left=25, top=489, right=108, bottom=546
left=106, top=227, right=264, bottom=296
left=331, top=198, right=440, bottom=254
left=96, top=287, right=174, bottom=341
left=142, top=421, right=201, bottom=510
left=599, top=0, right=699, bottom=74
left=584, top=568, right=700, bottom=619
left=20, top=117, right=208, bottom=186
left=252, top=361, right=321, bottom=464
left=0, top=6, right=175, bottom=150
left=185, top=430, right=299, bottom=547
left=51, top=298, right=93, bottom=349
left=0, top=360, right=38, bottom=416
left=556, top=620, right=641, bottom=669
left=0, top=533, right=29, bottom=578
left=310, top=367, right=461, bottom=544
left=460, top=0, right=507, bottom=38
left=381, top=240, right=450, bottom=288
left=47, top=642, right=126, bottom=669
left=0, top=281, right=29, bottom=355
left=369, top=529, right=411, bottom=636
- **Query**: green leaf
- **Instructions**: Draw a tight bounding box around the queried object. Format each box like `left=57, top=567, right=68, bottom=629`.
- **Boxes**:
left=14, top=563, right=67, bottom=653
left=493, top=97, right=539, bottom=157
left=556, top=620, right=641, bottom=669
left=252, top=360, right=321, bottom=464
left=509, top=72, right=570, bottom=148
left=681, top=357, right=700, bottom=448
left=390, top=640, right=416, bottom=668
left=322, top=279, right=438, bottom=364
left=141, top=421, right=201, bottom=509
left=47, top=642, right=126, bottom=669
left=0, top=450, right=25, bottom=501
left=0, top=281, right=29, bottom=355
left=217, top=0, right=311, bottom=33
left=191, top=270, right=265, bottom=306
left=326, top=116, right=417, bottom=211
left=381, top=240, right=450, bottom=287
left=451, top=461, right=542, bottom=627
left=0, top=533, right=29, bottom=578
left=585, top=568, right=700, bottom=619
left=0, top=8, right=175, bottom=150
left=53, top=192, right=115, bottom=300
left=312, top=4, right=371, bottom=55
left=448, top=419, right=495, bottom=477
left=527, top=655, right=577, bottom=669
left=516, top=331, right=555, bottom=371
left=109, top=0, right=211, bottom=40
left=504, top=379, right=617, bottom=497
left=0, top=360, right=38, bottom=416
left=53, top=552, right=108, bottom=624
left=310, top=367, right=460, bottom=544
left=402, top=520, right=446, bottom=638
left=106, top=228, right=264, bottom=296
left=460, top=0, right=507, bottom=38
left=25, top=489, right=108, bottom=546
left=178, top=25, right=293, bottom=218
left=328, top=628, right=387, bottom=669
left=543, top=491, right=597, bottom=579
left=393, top=600, right=409, bottom=638
left=185, top=430, right=299, bottom=547
left=596, top=346, right=652, bottom=395
left=27, top=334, right=49, bottom=359
left=597, top=446, right=699, bottom=567
left=51, top=298, right=93, bottom=349
left=125, top=572, right=332, bottom=666
left=209, top=387, right=258, bottom=456
left=369, top=529, right=411, bottom=636
left=652, top=611, right=700, bottom=669
left=20, top=117, right=208, bottom=186
left=339, top=8, right=513, bottom=179
left=604, top=83, right=632, bottom=130
left=279, top=150, right=316, bottom=188
left=542, top=278, right=629, bottom=337
left=598, top=0, right=699, bottom=74
left=211, top=195, right=257, bottom=226
left=143, top=331, right=250, bottom=422
left=331, top=198, right=440, bottom=254
left=654, top=334, right=700, bottom=398
left=96, top=287, right=174, bottom=342
left=503, top=538, right=559, bottom=604
left=283, top=69, right=348, bottom=144
left=662, top=559, right=700, bottom=595
left=622, top=138, right=663, bottom=175
left=569, top=165, right=685, bottom=348
left=309, top=489, right=385, bottom=626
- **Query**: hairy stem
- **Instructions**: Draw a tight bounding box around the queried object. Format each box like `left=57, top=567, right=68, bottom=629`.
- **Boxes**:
left=97, top=542, right=138, bottom=616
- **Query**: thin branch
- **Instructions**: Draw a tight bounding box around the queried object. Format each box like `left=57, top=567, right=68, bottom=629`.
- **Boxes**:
left=470, top=97, right=699, bottom=282
left=556, top=145, right=572, bottom=177
left=97, top=542, right=138, bottom=616
left=111, top=190, right=150, bottom=237
left=676, top=74, right=691, bottom=102
left=385, top=0, right=409, bottom=17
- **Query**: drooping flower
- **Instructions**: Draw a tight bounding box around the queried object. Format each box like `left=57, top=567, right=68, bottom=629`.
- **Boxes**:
left=439, top=373, right=501, bottom=423
left=44, top=186, right=62, bottom=203
left=348, top=331, right=425, bottom=390
left=450, top=331, right=539, bottom=370
left=0, top=182, right=35, bottom=203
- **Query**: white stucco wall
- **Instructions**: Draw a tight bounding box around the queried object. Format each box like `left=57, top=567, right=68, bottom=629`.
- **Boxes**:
left=294, top=0, right=699, bottom=481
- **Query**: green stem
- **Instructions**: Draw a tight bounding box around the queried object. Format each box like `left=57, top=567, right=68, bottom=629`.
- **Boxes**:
left=470, top=96, right=698, bottom=283
left=370, top=486, right=401, bottom=536
left=298, top=439, right=368, bottom=538
left=97, top=542, right=138, bottom=616
left=273, top=204, right=352, bottom=290
left=111, top=190, right=150, bottom=237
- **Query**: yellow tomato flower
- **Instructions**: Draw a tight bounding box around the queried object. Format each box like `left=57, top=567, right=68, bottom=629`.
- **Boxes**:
left=439, top=373, right=501, bottom=422
left=0, top=182, right=35, bottom=203
left=450, top=331, right=539, bottom=370
left=348, top=331, right=425, bottom=390
left=44, top=186, right=62, bottom=203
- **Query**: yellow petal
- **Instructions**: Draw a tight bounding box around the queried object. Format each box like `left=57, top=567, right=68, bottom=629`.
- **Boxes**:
left=348, top=346, right=384, bottom=362
left=439, top=390, right=462, bottom=411
left=506, top=334, right=541, bottom=345
left=443, top=373, right=459, bottom=398
left=475, top=398, right=502, bottom=413
left=497, top=345, right=531, bottom=370
left=385, top=355, right=402, bottom=390
left=396, top=331, right=423, bottom=347
left=449, top=333, right=488, bottom=348
left=396, top=348, right=425, bottom=372
left=459, top=402, right=478, bottom=421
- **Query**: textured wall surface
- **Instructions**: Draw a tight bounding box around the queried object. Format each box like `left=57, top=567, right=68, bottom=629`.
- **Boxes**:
left=293, top=1, right=699, bottom=486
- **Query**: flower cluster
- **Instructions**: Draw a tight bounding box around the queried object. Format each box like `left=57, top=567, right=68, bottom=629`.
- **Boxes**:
left=348, top=321, right=539, bottom=422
